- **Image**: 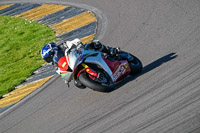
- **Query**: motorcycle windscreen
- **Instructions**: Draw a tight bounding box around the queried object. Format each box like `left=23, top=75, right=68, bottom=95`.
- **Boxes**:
left=67, top=49, right=80, bottom=70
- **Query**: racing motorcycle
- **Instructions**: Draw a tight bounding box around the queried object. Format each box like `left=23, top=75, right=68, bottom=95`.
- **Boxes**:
left=55, top=45, right=142, bottom=92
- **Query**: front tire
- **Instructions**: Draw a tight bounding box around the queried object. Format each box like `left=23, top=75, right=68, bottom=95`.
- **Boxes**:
left=78, top=72, right=114, bottom=92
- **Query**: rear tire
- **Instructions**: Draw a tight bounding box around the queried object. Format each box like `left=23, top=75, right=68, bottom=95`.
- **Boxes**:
left=129, top=55, right=143, bottom=75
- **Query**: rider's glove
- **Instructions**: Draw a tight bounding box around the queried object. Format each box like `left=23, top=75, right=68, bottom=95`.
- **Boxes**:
left=63, top=41, right=68, bottom=48
left=110, top=47, right=120, bottom=56
left=76, top=43, right=83, bottom=51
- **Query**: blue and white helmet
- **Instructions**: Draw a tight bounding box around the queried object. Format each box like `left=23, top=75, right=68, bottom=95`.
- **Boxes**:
left=41, top=42, right=57, bottom=63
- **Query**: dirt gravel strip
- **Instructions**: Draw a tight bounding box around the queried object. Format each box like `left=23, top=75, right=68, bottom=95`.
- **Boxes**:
left=0, top=3, right=97, bottom=110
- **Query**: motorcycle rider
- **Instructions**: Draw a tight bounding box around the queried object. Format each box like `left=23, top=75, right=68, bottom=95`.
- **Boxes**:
left=41, top=38, right=120, bottom=64
left=41, top=38, right=120, bottom=88
left=84, top=40, right=120, bottom=56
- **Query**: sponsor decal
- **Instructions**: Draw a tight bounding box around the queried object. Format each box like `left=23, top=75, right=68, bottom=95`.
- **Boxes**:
left=113, top=63, right=127, bottom=81
left=124, top=63, right=129, bottom=68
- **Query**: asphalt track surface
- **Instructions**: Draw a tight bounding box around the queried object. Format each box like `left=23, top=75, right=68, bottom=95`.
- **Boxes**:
left=1, top=0, right=200, bottom=133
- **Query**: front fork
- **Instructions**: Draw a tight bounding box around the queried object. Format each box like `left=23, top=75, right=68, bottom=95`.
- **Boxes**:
left=77, top=63, right=98, bottom=80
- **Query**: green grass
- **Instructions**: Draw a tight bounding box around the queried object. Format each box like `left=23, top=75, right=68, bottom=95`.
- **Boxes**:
left=0, top=16, right=56, bottom=97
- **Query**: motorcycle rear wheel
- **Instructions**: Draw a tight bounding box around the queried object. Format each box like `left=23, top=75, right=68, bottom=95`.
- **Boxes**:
left=79, top=71, right=115, bottom=92
left=129, top=55, right=143, bottom=75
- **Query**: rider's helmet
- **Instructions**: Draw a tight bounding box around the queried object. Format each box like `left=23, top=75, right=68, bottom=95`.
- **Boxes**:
left=92, top=40, right=102, bottom=49
left=41, top=42, right=57, bottom=63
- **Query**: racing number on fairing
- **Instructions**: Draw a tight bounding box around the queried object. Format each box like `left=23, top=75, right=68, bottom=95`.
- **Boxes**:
left=113, top=64, right=126, bottom=81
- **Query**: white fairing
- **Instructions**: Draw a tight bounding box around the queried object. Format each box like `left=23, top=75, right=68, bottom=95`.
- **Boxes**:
left=82, top=50, right=114, bottom=82
left=62, top=46, right=115, bottom=82
left=68, top=49, right=80, bottom=70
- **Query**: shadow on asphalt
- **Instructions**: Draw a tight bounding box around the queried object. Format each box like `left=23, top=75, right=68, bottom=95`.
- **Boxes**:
left=113, top=52, right=178, bottom=91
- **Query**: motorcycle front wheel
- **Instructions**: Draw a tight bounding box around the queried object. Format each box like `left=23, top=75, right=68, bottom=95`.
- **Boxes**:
left=78, top=71, right=115, bottom=92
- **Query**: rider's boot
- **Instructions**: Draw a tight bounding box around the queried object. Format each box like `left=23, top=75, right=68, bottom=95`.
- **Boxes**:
left=74, top=80, right=86, bottom=89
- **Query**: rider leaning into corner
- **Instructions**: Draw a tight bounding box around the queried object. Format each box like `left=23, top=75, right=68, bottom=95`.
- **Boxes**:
left=41, top=38, right=125, bottom=88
